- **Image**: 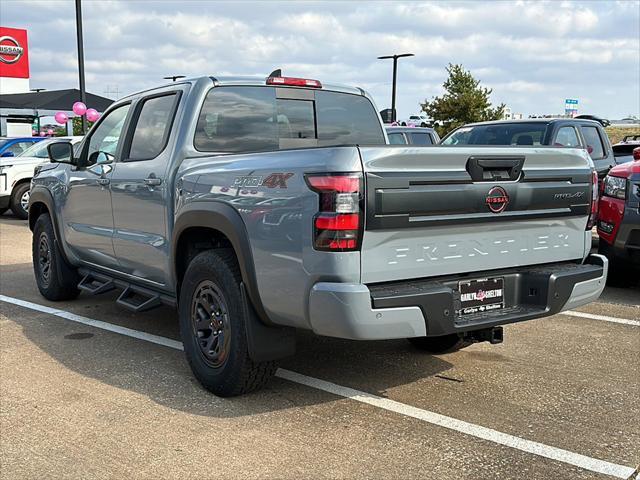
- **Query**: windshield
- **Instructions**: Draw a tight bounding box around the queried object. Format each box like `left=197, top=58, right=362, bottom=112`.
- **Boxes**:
left=19, top=139, right=53, bottom=158
left=442, top=123, right=550, bottom=146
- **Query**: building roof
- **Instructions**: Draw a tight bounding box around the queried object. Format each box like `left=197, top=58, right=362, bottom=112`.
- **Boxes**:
left=0, top=89, right=113, bottom=112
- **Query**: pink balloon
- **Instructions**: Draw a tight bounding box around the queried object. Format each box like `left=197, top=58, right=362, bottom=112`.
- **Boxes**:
left=73, top=101, right=87, bottom=116
left=85, top=108, right=100, bottom=122
left=54, top=112, right=68, bottom=125
left=47, top=128, right=54, bottom=135
left=39, top=131, right=46, bottom=137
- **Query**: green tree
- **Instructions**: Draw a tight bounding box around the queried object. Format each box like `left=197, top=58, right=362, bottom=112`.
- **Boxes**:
left=421, top=64, right=505, bottom=137
left=71, top=117, right=95, bottom=135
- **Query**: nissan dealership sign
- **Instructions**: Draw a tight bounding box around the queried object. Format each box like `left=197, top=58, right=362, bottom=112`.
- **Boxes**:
left=0, top=27, right=30, bottom=93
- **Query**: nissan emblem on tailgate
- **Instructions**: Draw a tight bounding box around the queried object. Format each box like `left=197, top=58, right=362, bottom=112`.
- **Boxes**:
left=485, top=186, right=509, bottom=213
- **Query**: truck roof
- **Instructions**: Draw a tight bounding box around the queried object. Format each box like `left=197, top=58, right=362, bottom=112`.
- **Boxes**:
left=120, top=75, right=365, bottom=101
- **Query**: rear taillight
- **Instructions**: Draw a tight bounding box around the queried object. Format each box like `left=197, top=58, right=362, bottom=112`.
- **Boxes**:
left=587, top=170, right=599, bottom=230
left=266, top=76, right=322, bottom=88
left=306, top=173, right=362, bottom=251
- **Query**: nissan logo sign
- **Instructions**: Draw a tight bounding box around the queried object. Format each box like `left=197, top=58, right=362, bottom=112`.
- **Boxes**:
left=0, top=36, right=24, bottom=64
left=485, top=186, right=509, bottom=213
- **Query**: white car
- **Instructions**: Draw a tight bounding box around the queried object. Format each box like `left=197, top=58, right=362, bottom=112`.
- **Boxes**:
left=401, top=114, right=432, bottom=127
left=0, top=136, right=82, bottom=219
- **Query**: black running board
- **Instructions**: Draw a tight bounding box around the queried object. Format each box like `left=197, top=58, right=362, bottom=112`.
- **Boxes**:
left=116, top=285, right=162, bottom=312
left=78, top=272, right=116, bottom=295
left=77, top=268, right=175, bottom=312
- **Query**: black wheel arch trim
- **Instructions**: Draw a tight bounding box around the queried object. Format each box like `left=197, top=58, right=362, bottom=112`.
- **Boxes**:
left=172, top=201, right=272, bottom=326
left=28, top=186, right=78, bottom=278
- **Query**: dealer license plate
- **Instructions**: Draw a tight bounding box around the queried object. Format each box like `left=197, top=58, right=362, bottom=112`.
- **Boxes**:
left=458, top=277, right=505, bottom=316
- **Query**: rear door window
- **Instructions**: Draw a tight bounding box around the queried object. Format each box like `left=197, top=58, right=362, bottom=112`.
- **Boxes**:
left=581, top=126, right=605, bottom=160
left=194, top=86, right=384, bottom=153
left=409, top=132, right=433, bottom=145
left=554, top=126, right=581, bottom=147
left=128, top=93, right=178, bottom=161
left=387, top=133, right=406, bottom=144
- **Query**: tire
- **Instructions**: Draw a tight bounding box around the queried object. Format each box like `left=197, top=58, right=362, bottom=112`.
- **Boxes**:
left=32, top=213, right=81, bottom=301
left=408, top=334, right=471, bottom=354
left=598, top=241, right=634, bottom=287
left=10, top=182, right=31, bottom=220
left=178, top=249, right=277, bottom=397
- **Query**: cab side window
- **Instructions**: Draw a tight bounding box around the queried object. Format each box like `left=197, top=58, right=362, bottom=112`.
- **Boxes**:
left=554, top=127, right=580, bottom=147
left=85, top=104, right=130, bottom=166
left=581, top=126, right=606, bottom=160
left=128, top=94, right=178, bottom=161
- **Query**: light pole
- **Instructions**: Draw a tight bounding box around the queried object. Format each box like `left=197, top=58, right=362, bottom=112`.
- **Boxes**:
left=377, top=53, right=414, bottom=123
left=30, top=89, right=46, bottom=133
left=75, top=0, right=87, bottom=134
left=164, top=75, right=186, bottom=82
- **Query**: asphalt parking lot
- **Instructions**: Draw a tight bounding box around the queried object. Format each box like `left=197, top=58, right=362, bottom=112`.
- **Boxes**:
left=1, top=214, right=638, bottom=479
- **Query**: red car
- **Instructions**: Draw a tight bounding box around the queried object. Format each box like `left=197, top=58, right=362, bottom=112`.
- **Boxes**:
left=597, top=147, right=640, bottom=275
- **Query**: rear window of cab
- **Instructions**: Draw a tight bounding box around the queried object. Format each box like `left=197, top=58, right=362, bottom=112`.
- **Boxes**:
left=194, top=86, right=385, bottom=153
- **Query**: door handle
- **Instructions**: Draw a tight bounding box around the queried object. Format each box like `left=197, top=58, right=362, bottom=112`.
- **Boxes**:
left=144, top=177, right=162, bottom=186
left=97, top=178, right=110, bottom=186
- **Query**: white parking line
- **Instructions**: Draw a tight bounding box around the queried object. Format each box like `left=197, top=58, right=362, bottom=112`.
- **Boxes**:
left=564, top=310, right=640, bottom=327
left=0, top=294, right=636, bottom=479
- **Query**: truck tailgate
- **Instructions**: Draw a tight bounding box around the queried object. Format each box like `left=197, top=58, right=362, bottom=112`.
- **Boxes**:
left=359, top=146, right=593, bottom=284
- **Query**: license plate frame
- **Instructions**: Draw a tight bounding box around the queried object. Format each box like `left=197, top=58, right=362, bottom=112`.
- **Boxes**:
left=458, top=277, right=505, bottom=316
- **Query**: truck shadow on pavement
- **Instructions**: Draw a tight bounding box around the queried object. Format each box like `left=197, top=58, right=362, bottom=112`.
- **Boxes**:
left=7, top=279, right=454, bottom=418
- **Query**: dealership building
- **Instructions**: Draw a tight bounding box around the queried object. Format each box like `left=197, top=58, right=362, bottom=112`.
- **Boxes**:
left=0, top=26, right=111, bottom=136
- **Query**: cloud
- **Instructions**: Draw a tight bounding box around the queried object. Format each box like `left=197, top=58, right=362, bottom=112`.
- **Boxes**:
left=1, top=0, right=638, bottom=118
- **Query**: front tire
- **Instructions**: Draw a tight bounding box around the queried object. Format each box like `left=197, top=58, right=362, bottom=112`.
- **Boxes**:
left=408, top=334, right=470, bottom=354
left=10, top=182, right=30, bottom=220
left=178, top=249, right=277, bottom=397
left=32, top=213, right=80, bottom=301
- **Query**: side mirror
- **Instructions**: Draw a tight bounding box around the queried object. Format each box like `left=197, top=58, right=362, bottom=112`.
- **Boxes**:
left=1, top=151, right=15, bottom=157
left=47, top=142, right=75, bottom=164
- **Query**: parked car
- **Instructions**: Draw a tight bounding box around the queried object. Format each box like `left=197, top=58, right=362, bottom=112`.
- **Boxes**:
left=441, top=119, right=615, bottom=179
left=612, top=135, right=640, bottom=165
left=0, top=136, right=43, bottom=158
left=0, top=136, right=82, bottom=218
left=31, top=74, right=606, bottom=396
left=597, top=148, right=640, bottom=276
left=386, top=126, right=440, bottom=145
left=400, top=114, right=431, bottom=127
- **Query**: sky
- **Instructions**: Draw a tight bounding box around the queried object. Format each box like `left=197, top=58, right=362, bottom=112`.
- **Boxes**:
left=2, top=0, right=639, bottom=119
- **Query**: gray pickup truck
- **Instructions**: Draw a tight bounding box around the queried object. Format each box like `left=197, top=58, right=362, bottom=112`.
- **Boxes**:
left=30, top=74, right=607, bottom=396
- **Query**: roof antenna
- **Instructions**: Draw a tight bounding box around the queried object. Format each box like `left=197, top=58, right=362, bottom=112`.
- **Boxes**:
left=268, top=69, right=282, bottom=78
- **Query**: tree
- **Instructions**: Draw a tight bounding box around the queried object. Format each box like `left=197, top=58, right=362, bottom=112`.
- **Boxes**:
left=421, top=64, right=505, bottom=137
left=71, top=117, right=95, bottom=135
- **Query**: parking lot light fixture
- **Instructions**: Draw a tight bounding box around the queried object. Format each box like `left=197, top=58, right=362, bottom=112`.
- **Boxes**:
left=377, top=53, right=414, bottom=123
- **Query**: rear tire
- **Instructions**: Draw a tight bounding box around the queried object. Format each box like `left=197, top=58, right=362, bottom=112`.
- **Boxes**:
left=178, top=249, right=277, bottom=397
left=408, top=334, right=471, bottom=354
left=10, top=182, right=30, bottom=220
left=32, top=213, right=80, bottom=301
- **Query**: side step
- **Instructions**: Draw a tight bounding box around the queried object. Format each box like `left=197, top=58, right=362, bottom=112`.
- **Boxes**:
left=116, top=286, right=162, bottom=313
left=77, top=268, right=175, bottom=313
left=78, top=272, right=116, bottom=295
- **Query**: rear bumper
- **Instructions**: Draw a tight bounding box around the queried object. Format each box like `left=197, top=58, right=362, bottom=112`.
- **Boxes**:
left=308, top=255, right=607, bottom=340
